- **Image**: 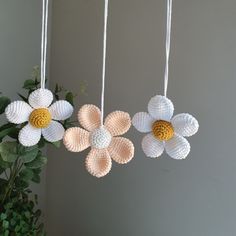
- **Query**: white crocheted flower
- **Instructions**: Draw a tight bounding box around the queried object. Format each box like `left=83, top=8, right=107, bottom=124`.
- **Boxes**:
left=5, top=88, right=74, bottom=147
left=132, top=95, right=199, bottom=159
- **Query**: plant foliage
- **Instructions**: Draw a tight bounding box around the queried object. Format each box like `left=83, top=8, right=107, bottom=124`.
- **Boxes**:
left=0, top=66, right=85, bottom=235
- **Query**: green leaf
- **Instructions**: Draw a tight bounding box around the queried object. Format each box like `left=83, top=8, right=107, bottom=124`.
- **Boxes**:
left=10, top=218, right=16, bottom=226
left=15, top=177, right=29, bottom=190
left=31, top=173, right=40, bottom=183
left=0, top=123, right=18, bottom=141
left=0, top=213, right=7, bottom=220
left=4, top=229, right=9, bottom=236
left=19, top=145, right=39, bottom=163
left=54, top=83, right=59, bottom=93
left=0, top=96, right=11, bottom=114
left=25, top=156, right=47, bottom=169
left=65, top=92, right=74, bottom=106
left=17, top=93, right=28, bottom=102
left=38, top=138, right=46, bottom=148
left=51, top=141, right=61, bottom=148
left=2, top=220, right=9, bottom=229
left=0, top=142, right=18, bottom=162
left=23, top=79, right=37, bottom=89
left=19, top=168, right=34, bottom=182
left=0, top=155, right=11, bottom=168
left=0, top=167, right=5, bottom=174
left=0, top=178, right=7, bottom=188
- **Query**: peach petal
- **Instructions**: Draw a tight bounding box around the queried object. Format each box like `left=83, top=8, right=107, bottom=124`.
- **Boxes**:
left=104, top=111, right=131, bottom=136
left=78, top=104, right=101, bottom=131
left=63, top=127, right=90, bottom=152
left=108, top=137, right=134, bottom=164
left=85, top=148, right=112, bottom=178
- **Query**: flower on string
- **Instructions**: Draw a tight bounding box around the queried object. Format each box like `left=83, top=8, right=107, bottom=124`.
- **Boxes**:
left=5, top=88, right=73, bottom=147
left=132, top=95, right=199, bottom=160
left=63, top=104, right=134, bottom=178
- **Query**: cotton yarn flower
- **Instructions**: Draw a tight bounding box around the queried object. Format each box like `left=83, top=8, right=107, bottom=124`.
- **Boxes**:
left=5, top=88, right=73, bottom=147
left=63, top=104, right=134, bottom=178
left=132, top=95, right=199, bottom=159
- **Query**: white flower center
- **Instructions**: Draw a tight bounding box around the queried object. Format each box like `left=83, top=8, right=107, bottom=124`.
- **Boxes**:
left=90, top=126, right=112, bottom=149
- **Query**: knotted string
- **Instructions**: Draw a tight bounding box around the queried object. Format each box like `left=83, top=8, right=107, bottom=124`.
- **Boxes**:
left=164, top=0, right=173, bottom=97
left=40, top=0, right=49, bottom=89
left=100, top=0, right=109, bottom=125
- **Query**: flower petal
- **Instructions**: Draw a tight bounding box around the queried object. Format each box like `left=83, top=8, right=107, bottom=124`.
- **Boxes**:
left=5, top=101, right=33, bottom=124
left=142, top=133, right=164, bottom=158
left=165, top=134, right=190, bottom=160
left=19, top=124, right=41, bottom=147
left=63, top=127, right=90, bottom=152
left=29, top=88, right=53, bottom=108
left=108, top=137, right=134, bottom=164
left=148, top=95, right=174, bottom=121
left=171, top=113, right=199, bottom=137
left=49, top=100, right=74, bottom=120
left=85, top=148, right=112, bottom=178
left=78, top=104, right=101, bottom=131
left=132, top=112, right=154, bottom=133
left=104, top=111, right=131, bottom=136
left=42, top=121, right=65, bottom=142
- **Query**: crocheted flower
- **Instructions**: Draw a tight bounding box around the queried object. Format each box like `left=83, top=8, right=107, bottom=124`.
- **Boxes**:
left=5, top=88, right=73, bottom=147
left=132, top=95, right=199, bottom=159
left=63, top=104, right=134, bottom=178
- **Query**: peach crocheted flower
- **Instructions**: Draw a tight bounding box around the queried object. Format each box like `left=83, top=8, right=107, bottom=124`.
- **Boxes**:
left=63, top=104, right=134, bottom=178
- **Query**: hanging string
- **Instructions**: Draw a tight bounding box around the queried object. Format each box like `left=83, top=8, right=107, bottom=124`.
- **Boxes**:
left=164, top=0, right=173, bottom=97
left=100, top=0, right=109, bottom=125
left=40, top=0, right=49, bottom=89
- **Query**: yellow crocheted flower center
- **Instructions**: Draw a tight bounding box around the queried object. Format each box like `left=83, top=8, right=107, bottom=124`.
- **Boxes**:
left=29, top=108, right=51, bottom=128
left=152, top=120, right=174, bottom=141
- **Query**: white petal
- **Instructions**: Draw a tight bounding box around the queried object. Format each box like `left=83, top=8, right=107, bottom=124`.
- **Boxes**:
left=148, top=95, right=174, bottom=121
left=49, top=100, right=73, bottom=120
left=132, top=112, right=154, bottom=133
left=171, top=113, right=199, bottom=137
left=42, top=121, right=65, bottom=142
left=165, top=134, right=190, bottom=160
left=5, top=101, right=33, bottom=124
left=29, top=88, right=53, bottom=108
left=141, top=133, right=164, bottom=158
left=19, top=124, right=41, bottom=147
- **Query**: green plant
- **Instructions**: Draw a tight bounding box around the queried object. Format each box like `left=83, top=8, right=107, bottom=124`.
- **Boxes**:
left=0, top=66, right=84, bottom=235
left=0, top=192, right=45, bottom=236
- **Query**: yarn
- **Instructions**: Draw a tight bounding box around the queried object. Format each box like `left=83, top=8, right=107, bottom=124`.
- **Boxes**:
left=132, top=95, right=199, bottom=159
left=152, top=120, right=174, bottom=141
left=64, top=104, right=134, bottom=178
left=5, top=89, right=73, bottom=147
left=29, top=108, right=51, bottom=128
left=90, top=126, right=112, bottom=149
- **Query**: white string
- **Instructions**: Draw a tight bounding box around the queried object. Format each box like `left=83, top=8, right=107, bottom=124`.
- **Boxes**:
left=100, top=0, right=109, bottom=125
left=40, top=0, right=49, bottom=89
left=164, top=0, right=173, bottom=97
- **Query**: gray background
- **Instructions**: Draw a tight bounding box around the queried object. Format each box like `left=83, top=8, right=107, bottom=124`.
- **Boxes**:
left=47, top=0, right=236, bottom=235
left=1, top=0, right=236, bottom=235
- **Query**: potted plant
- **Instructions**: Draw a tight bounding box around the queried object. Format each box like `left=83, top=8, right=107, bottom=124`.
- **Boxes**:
left=0, top=67, right=83, bottom=235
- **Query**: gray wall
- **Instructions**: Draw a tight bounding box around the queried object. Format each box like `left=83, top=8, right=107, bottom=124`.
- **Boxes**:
left=47, top=0, right=236, bottom=235
left=0, top=0, right=46, bottom=212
